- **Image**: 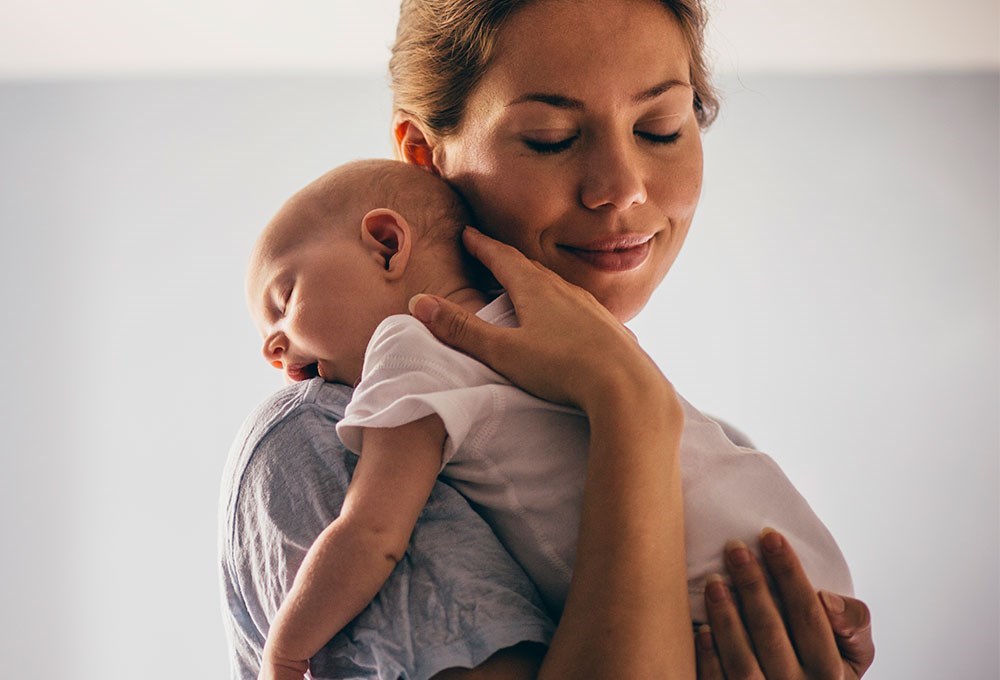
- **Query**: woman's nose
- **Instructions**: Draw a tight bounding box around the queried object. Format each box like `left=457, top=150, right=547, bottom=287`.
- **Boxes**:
left=580, top=140, right=647, bottom=211
left=262, top=332, right=287, bottom=365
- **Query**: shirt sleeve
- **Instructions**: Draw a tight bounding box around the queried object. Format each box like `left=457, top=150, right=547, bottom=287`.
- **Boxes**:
left=338, top=315, right=505, bottom=468
left=219, top=382, right=554, bottom=680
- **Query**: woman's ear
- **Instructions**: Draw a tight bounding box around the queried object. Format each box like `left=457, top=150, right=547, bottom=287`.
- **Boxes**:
left=393, top=113, right=440, bottom=173
left=360, top=208, right=412, bottom=280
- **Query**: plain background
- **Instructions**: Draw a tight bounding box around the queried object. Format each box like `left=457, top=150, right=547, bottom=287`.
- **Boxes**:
left=0, top=2, right=997, bottom=679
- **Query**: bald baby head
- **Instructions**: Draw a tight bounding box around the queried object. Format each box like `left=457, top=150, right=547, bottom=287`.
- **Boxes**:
left=250, top=159, right=471, bottom=270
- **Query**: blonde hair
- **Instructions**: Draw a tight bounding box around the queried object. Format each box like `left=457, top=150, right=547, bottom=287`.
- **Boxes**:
left=390, top=0, right=719, bottom=138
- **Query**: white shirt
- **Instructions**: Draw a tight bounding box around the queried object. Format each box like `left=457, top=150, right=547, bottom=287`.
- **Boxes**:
left=338, top=294, right=853, bottom=620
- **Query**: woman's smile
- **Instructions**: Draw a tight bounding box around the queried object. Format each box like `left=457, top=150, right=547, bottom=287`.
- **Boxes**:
left=558, top=233, right=654, bottom=272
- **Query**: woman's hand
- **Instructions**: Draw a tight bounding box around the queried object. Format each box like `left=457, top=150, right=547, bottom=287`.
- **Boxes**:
left=410, top=227, right=665, bottom=414
left=695, top=529, right=874, bottom=679
left=415, top=227, right=694, bottom=677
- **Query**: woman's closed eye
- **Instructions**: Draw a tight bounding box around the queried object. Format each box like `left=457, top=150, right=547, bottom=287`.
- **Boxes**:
left=523, top=134, right=579, bottom=154
left=523, top=129, right=682, bottom=155
left=636, top=130, right=681, bottom=145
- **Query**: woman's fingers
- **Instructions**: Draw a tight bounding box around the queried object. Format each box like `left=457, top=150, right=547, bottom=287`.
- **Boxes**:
left=703, top=574, right=765, bottom=680
left=757, top=529, right=843, bottom=678
left=461, top=227, right=546, bottom=295
left=820, top=591, right=875, bottom=678
left=408, top=293, right=510, bottom=370
left=721, top=539, right=800, bottom=678
left=694, top=625, right=725, bottom=680
left=706, top=531, right=872, bottom=680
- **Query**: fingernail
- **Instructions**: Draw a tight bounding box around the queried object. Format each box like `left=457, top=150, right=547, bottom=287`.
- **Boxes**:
left=819, top=589, right=845, bottom=614
left=696, top=624, right=714, bottom=651
left=464, top=225, right=481, bottom=235
left=725, top=539, right=751, bottom=567
left=760, top=527, right=784, bottom=554
left=408, top=294, right=440, bottom=323
left=705, top=574, right=728, bottom=603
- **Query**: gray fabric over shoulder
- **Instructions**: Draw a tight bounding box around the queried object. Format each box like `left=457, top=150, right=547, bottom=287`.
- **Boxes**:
left=218, top=378, right=554, bottom=680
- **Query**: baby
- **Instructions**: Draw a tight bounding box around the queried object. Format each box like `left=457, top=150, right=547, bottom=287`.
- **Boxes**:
left=246, top=159, right=854, bottom=678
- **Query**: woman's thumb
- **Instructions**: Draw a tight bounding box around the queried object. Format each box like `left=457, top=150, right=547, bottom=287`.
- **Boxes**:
left=819, top=591, right=875, bottom=673
left=409, top=294, right=498, bottom=363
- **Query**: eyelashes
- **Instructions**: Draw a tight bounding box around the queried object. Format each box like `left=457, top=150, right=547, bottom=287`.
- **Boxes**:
left=637, top=131, right=681, bottom=145
left=523, top=131, right=681, bottom=155
left=524, top=136, right=578, bottom=154
left=277, top=285, right=293, bottom=317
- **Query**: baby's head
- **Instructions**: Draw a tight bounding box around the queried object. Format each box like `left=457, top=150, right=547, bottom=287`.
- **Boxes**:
left=246, top=159, right=476, bottom=386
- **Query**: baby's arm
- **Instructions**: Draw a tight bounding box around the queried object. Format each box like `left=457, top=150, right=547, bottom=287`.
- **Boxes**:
left=259, top=414, right=446, bottom=680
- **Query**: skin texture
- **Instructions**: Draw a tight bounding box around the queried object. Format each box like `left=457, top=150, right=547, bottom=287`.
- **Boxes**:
left=406, top=0, right=703, bottom=322
left=246, top=162, right=482, bottom=387
left=694, top=530, right=875, bottom=680
left=247, top=209, right=404, bottom=387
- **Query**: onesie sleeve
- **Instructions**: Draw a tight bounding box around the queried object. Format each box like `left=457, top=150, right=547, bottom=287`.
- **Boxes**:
left=337, top=314, right=505, bottom=468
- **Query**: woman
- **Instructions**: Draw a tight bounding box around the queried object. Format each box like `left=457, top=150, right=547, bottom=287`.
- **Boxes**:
left=219, top=0, right=873, bottom=677
left=392, top=0, right=873, bottom=677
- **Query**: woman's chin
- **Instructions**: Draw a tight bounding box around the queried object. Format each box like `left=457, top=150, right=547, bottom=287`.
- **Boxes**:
left=583, top=285, right=651, bottom=323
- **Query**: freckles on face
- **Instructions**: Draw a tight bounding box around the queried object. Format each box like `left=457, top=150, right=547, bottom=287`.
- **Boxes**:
left=436, top=0, right=705, bottom=321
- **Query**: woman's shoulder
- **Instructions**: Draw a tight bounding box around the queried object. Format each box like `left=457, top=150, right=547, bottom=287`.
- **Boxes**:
left=675, top=391, right=756, bottom=449
left=229, top=378, right=352, bottom=460
left=219, top=379, right=356, bottom=541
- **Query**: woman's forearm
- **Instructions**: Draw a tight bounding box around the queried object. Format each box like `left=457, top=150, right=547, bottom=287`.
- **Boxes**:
left=539, top=369, right=693, bottom=679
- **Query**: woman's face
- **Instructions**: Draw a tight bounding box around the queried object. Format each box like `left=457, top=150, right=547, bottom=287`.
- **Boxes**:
left=433, top=0, right=703, bottom=322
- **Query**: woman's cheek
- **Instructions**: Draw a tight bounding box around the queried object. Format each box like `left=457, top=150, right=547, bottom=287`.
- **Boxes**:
left=468, top=169, right=550, bottom=254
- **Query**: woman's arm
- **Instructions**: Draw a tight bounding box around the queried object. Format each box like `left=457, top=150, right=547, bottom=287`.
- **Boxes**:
left=261, top=415, right=446, bottom=679
left=413, top=228, right=695, bottom=678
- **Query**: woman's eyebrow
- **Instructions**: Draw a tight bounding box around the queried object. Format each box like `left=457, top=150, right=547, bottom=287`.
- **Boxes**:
left=507, top=93, right=584, bottom=110
left=632, top=79, right=691, bottom=104
left=506, top=79, right=692, bottom=110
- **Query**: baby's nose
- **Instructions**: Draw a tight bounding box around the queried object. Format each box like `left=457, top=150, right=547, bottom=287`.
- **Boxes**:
left=262, top=333, right=287, bottom=364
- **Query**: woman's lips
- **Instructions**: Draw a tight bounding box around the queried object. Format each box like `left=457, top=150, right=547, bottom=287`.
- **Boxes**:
left=559, top=234, right=653, bottom=272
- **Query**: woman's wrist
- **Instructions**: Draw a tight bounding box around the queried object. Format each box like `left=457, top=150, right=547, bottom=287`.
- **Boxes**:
left=576, top=346, right=679, bottom=422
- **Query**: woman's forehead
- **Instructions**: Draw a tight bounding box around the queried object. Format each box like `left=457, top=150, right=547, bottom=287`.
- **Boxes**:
left=486, top=0, right=691, bottom=98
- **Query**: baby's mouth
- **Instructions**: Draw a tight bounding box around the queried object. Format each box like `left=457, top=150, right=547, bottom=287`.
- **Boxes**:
left=286, top=362, right=319, bottom=382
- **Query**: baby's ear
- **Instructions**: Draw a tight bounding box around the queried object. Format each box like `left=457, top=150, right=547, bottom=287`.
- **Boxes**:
left=360, top=208, right=412, bottom=279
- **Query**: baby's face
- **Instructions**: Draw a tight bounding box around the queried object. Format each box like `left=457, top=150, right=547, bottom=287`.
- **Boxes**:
left=247, top=208, right=402, bottom=387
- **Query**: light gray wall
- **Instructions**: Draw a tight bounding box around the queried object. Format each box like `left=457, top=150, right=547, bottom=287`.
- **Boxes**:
left=0, top=72, right=996, bottom=679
